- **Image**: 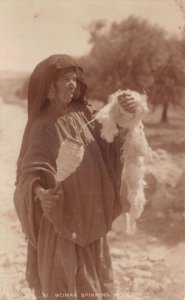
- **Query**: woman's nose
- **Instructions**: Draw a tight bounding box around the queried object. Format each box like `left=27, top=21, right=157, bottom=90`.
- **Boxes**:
left=68, top=80, right=76, bottom=89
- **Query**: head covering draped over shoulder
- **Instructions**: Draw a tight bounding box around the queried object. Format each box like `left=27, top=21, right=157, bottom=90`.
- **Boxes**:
left=16, top=54, right=87, bottom=184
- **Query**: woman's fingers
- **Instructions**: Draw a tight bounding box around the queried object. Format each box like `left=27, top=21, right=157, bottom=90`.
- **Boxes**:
left=120, top=99, right=135, bottom=104
left=117, top=93, right=136, bottom=113
left=37, top=187, right=62, bottom=216
left=119, top=100, right=135, bottom=108
left=119, top=100, right=134, bottom=105
left=41, top=197, right=59, bottom=206
left=44, top=193, right=59, bottom=201
left=118, top=92, right=133, bottom=99
left=122, top=102, right=135, bottom=108
left=119, top=98, right=135, bottom=104
left=118, top=98, right=134, bottom=105
left=40, top=194, right=59, bottom=214
left=121, top=94, right=134, bottom=99
left=118, top=95, right=135, bottom=104
left=42, top=201, right=55, bottom=208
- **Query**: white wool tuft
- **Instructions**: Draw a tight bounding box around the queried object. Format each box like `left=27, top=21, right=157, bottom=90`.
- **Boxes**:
left=96, top=89, right=153, bottom=234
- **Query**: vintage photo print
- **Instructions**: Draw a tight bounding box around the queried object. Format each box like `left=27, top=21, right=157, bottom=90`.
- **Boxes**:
left=0, top=1, right=185, bottom=300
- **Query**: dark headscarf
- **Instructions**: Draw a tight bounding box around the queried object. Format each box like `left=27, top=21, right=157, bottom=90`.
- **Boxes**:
left=16, top=54, right=87, bottom=184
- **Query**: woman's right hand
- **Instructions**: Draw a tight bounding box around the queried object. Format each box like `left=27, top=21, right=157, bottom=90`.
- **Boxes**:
left=117, top=91, right=136, bottom=114
left=34, top=185, right=60, bottom=216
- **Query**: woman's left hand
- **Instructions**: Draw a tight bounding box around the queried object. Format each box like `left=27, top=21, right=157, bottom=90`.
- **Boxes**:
left=117, top=91, right=136, bottom=114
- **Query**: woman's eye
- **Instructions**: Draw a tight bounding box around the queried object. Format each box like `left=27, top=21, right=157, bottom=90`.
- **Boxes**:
left=63, top=75, right=76, bottom=83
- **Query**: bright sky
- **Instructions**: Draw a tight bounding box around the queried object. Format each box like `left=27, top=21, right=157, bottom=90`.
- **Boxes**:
left=0, top=0, right=184, bottom=72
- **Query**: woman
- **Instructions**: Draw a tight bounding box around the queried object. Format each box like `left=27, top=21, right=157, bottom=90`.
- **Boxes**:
left=14, top=54, right=136, bottom=300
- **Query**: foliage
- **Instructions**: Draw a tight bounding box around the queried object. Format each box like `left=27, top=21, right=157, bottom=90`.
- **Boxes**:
left=78, top=17, right=185, bottom=119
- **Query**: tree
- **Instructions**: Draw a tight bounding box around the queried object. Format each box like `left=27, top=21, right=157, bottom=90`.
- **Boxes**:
left=79, top=17, right=185, bottom=122
left=152, top=36, right=185, bottom=122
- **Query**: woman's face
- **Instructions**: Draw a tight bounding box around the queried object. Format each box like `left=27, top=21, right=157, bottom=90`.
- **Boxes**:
left=48, top=69, right=78, bottom=111
left=55, top=69, right=77, bottom=105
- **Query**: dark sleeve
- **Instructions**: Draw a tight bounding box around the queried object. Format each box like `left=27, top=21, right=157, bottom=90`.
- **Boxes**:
left=19, top=121, right=62, bottom=188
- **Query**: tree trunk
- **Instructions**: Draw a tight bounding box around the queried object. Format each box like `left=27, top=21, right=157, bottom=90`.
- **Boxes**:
left=161, top=103, right=168, bottom=122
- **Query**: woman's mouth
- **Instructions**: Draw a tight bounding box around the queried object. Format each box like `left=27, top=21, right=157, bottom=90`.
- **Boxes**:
left=68, top=90, right=74, bottom=97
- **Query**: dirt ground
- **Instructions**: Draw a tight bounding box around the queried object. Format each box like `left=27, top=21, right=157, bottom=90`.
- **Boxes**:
left=0, top=98, right=184, bottom=300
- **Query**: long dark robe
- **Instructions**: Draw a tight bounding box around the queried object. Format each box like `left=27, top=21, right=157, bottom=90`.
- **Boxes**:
left=14, top=101, right=128, bottom=300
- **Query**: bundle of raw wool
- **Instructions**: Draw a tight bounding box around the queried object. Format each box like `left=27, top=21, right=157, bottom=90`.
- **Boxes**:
left=95, top=89, right=153, bottom=234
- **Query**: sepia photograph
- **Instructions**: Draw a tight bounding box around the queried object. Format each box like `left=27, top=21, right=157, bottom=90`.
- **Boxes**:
left=0, top=0, right=185, bottom=299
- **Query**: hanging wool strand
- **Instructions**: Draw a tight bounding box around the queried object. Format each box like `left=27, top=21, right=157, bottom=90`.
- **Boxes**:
left=95, top=89, right=153, bottom=234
